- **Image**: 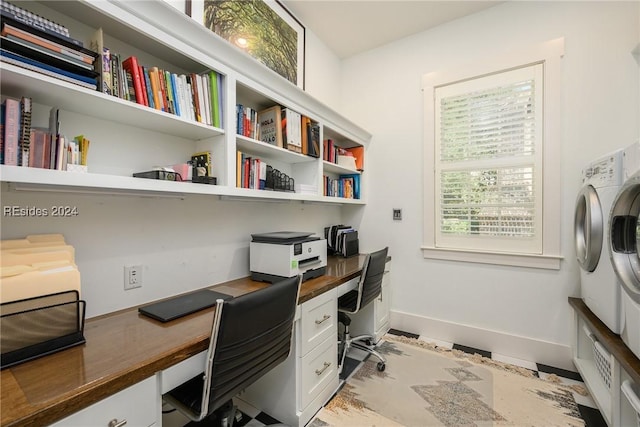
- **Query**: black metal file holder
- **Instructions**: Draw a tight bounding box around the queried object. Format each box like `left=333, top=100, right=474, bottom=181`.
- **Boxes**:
left=1, top=290, right=86, bottom=369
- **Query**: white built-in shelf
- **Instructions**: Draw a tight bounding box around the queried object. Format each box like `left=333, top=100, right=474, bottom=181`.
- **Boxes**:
left=236, top=135, right=316, bottom=164
left=0, top=63, right=223, bottom=141
left=323, top=161, right=360, bottom=176
left=1, top=166, right=364, bottom=205
left=1, top=0, right=371, bottom=206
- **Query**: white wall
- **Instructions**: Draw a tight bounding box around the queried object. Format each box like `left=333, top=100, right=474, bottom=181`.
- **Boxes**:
left=340, top=1, right=640, bottom=366
left=1, top=186, right=344, bottom=317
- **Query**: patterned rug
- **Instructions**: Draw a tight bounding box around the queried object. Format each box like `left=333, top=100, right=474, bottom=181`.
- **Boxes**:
left=310, top=335, right=587, bottom=427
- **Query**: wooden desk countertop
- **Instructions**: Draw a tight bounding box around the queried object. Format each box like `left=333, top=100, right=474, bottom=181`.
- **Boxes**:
left=1, top=255, right=366, bottom=427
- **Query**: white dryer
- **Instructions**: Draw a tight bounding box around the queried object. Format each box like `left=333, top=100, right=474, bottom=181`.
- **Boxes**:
left=574, top=149, right=624, bottom=333
left=609, top=142, right=640, bottom=360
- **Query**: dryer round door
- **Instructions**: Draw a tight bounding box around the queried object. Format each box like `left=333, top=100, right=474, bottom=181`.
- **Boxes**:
left=575, top=184, right=603, bottom=272
left=609, top=171, right=640, bottom=303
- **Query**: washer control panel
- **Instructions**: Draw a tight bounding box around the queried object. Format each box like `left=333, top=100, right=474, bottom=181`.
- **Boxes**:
left=583, top=150, right=623, bottom=187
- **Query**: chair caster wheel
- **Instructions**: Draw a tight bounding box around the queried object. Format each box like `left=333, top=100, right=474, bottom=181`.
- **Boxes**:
left=377, top=362, right=385, bottom=372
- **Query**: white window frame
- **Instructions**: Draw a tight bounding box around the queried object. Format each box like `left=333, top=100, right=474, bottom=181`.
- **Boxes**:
left=422, top=38, right=565, bottom=270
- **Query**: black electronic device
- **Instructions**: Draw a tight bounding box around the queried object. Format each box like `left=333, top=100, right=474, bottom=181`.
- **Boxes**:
left=138, top=289, right=232, bottom=322
left=133, top=170, right=180, bottom=181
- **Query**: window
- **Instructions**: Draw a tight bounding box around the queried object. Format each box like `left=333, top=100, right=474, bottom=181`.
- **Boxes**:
left=422, top=39, right=564, bottom=269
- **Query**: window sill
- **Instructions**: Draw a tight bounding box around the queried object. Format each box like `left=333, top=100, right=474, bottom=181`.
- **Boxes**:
left=421, top=246, right=563, bottom=270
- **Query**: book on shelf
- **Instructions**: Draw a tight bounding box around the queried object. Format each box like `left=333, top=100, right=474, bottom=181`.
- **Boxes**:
left=122, top=56, right=146, bottom=106
left=281, top=108, right=301, bottom=153
left=141, top=66, right=154, bottom=108
left=2, top=97, right=19, bottom=166
left=0, top=103, right=4, bottom=164
left=1, top=22, right=94, bottom=65
left=300, top=115, right=309, bottom=155
left=109, top=52, right=121, bottom=98
left=148, top=67, right=162, bottom=111
left=48, top=107, right=58, bottom=169
left=163, top=70, right=175, bottom=114
left=209, top=70, right=221, bottom=128
left=236, top=104, right=244, bottom=137
left=0, top=35, right=97, bottom=77
left=308, top=122, right=320, bottom=158
left=169, top=72, right=180, bottom=117
left=0, top=0, right=82, bottom=47
left=0, top=48, right=97, bottom=90
left=1, top=32, right=92, bottom=72
left=90, top=28, right=111, bottom=95
left=28, top=128, right=51, bottom=169
left=19, top=96, right=31, bottom=167
left=257, top=105, right=282, bottom=147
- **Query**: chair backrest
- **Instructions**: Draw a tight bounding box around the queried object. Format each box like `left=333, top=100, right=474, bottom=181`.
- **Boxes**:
left=200, top=275, right=301, bottom=417
left=354, top=247, right=388, bottom=313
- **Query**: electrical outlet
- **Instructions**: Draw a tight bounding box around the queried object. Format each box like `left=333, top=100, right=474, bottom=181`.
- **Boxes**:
left=124, top=265, right=143, bottom=290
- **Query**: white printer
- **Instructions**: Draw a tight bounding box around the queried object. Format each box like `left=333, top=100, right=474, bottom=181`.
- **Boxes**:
left=250, top=231, right=327, bottom=282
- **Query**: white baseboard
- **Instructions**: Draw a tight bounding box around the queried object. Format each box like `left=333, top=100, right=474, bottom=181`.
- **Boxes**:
left=389, top=310, right=575, bottom=371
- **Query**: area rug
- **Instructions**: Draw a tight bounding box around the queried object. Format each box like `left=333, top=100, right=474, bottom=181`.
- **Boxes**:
left=309, top=335, right=587, bottom=427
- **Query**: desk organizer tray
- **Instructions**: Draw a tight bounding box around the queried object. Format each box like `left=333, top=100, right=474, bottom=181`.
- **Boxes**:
left=1, top=290, right=86, bottom=369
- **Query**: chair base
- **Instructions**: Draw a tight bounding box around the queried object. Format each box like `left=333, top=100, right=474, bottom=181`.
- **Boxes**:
left=165, top=398, right=239, bottom=426
left=338, top=328, right=386, bottom=374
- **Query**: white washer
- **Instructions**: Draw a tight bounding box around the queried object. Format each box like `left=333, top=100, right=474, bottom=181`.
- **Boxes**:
left=609, top=142, right=640, bottom=359
left=574, top=149, right=624, bottom=333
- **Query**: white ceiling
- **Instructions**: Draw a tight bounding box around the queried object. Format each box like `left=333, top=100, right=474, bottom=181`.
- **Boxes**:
left=281, top=1, right=504, bottom=59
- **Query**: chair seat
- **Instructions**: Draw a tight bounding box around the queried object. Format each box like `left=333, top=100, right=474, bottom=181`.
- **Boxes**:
left=166, top=372, right=205, bottom=414
left=338, top=289, right=358, bottom=312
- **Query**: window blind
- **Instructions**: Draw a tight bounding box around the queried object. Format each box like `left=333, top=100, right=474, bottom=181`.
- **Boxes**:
left=434, top=64, right=543, bottom=253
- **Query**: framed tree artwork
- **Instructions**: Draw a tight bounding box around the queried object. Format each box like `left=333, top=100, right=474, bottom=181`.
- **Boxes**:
left=188, top=0, right=305, bottom=89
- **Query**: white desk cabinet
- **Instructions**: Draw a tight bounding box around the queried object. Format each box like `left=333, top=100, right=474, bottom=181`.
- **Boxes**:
left=49, top=376, right=157, bottom=427
left=240, top=288, right=339, bottom=427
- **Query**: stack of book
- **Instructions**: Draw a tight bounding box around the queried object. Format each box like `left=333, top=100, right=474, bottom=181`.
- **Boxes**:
left=0, top=0, right=99, bottom=90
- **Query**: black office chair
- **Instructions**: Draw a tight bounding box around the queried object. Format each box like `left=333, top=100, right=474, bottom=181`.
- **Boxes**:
left=337, top=247, right=388, bottom=373
left=162, top=275, right=301, bottom=426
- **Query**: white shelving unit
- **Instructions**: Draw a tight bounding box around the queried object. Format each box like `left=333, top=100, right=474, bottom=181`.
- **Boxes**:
left=0, top=0, right=370, bottom=206
left=570, top=298, right=640, bottom=427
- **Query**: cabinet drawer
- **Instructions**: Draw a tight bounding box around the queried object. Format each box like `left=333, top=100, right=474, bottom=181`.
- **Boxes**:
left=298, top=288, right=337, bottom=356
left=299, top=334, right=338, bottom=410
left=50, top=376, right=156, bottom=427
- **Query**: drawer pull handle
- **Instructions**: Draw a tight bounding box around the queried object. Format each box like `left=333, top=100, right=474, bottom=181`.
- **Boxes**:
left=108, top=419, right=127, bottom=427
left=315, top=362, right=331, bottom=375
left=315, top=314, right=331, bottom=324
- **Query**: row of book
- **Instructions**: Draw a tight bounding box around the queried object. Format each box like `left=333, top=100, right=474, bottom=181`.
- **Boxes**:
left=236, top=104, right=259, bottom=140
left=0, top=0, right=99, bottom=90
left=1, top=97, right=89, bottom=170
left=93, top=42, right=223, bottom=128
left=0, top=1, right=224, bottom=128
left=236, top=151, right=295, bottom=192
left=323, top=173, right=361, bottom=199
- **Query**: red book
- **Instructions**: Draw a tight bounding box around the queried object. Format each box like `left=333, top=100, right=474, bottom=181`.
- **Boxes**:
left=137, top=64, right=149, bottom=107
left=3, top=98, right=19, bottom=166
left=244, top=157, right=250, bottom=189
left=121, top=56, right=146, bottom=106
